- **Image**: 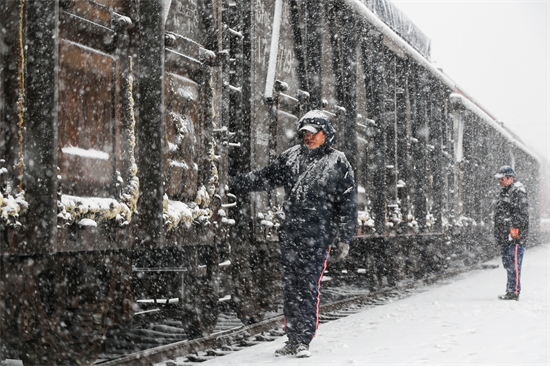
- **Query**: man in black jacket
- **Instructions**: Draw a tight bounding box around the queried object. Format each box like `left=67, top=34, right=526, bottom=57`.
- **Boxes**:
left=231, top=110, right=357, bottom=357
left=493, top=166, right=529, bottom=300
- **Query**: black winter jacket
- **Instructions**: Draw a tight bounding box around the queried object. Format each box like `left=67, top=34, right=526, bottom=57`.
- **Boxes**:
left=231, top=142, right=357, bottom=247
left=493, top=181, right=529, bottom=245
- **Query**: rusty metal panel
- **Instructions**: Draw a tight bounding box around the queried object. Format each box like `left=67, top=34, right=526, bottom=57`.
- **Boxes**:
left=59, top=10, right=117, bottom=55
left=160, top=0, right=225, bottom=246
left=54, top=3, right=136, bottom=252
left=166, top=0, right=201, bottom=41
left=58, top=40, right=115, bottom=197
left=65, top=0, right=124, bottom=28
left=52, top=0, right=137, bottom=252
left=163, top=72, right=201, bottom=201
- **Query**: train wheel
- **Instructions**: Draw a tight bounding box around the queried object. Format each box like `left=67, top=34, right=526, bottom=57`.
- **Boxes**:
left=255, top=242, right=282, bottom=313
left=14, top=296, right=39, bottom=342
left=181, top=245, right=220, bottom=339
left=16, top=263, right=64, bottom=366
left=20, top=341, right=58, bottom=366
left=24, top=265, right=66, bottom=366
left=230, top=241, right=266, bottom=325
left=14, top=255, right=124, bottom=366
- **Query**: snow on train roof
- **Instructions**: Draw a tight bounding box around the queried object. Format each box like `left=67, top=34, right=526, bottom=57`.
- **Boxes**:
left=346, top=0, right=455, bottom=90
left=361, top=0, right=431, bottom=60
left=347, top=0, right=538, bottom=163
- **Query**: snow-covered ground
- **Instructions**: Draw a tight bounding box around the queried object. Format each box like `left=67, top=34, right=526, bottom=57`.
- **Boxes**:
left=198, top=243, right=549, bottom=365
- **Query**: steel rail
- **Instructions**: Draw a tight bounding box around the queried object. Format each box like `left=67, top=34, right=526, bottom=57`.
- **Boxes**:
left=96, top=266, right=472, bottom=366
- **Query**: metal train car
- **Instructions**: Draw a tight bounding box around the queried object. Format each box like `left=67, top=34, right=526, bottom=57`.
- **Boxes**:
left=0, top=0, right=546, bottom=364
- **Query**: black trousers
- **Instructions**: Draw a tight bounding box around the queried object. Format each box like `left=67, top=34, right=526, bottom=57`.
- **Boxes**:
left=501, top=244, right=525, bottom=295
left=280, top=235, right=331, bottom=345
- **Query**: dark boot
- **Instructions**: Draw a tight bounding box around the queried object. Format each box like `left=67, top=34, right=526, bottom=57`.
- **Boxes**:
left=498, top=293, right=519, bottom=300
left=275, top=341, right=297, bottom=356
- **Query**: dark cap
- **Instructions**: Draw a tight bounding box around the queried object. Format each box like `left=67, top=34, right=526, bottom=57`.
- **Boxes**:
left=494, top=166, right=516, bottom=179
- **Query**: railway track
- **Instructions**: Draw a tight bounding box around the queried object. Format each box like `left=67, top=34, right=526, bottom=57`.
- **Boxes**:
left=94, top=264, right=481, bottom=366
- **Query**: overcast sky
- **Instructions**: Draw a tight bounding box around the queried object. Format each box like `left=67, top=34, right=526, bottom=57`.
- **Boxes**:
left=391, top=0, right=549, bottom=163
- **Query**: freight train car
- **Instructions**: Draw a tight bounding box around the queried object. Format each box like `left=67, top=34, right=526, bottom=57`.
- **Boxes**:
left=1, top=0, right=231, bottom=363
left=0, top=0, right=546, bottom=364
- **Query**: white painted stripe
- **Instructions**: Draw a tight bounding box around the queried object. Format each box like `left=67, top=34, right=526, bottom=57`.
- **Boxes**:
left=264, top=0, right=283, bottom=100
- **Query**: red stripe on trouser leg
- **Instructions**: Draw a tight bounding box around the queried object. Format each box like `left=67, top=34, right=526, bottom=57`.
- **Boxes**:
left=313, top=248, right=331, bottom=339
left=514, top=245, right=519, bottom=295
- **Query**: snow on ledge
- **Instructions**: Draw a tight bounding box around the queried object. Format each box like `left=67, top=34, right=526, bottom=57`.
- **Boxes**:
left=61, top=194, right=131, bottom=223
left=61, top=146, right=109, bottom=161
left=1, top=192, right=28, bottom=220
left=78, top=218, right=97, bottom=227
left=163, top=196, right=211, bottom=231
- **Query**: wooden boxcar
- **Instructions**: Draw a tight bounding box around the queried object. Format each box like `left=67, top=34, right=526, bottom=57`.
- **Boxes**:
left=0, top=0, right=545, bottom=364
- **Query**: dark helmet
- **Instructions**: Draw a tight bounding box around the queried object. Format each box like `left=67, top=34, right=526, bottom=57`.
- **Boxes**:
left=494, top=165, right=516, bottom=179
left=297, top=110, right=337, bottom=146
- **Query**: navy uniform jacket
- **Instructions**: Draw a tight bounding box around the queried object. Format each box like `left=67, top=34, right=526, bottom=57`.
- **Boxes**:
left=231, top=142, right=357, bottom=248
left=493, top=181, right=529, bottom=245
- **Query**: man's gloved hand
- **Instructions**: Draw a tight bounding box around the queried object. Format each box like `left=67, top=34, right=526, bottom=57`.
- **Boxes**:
left=336, top=242, right=349, bottom=260
left=510, top=228, right=519, bottom=240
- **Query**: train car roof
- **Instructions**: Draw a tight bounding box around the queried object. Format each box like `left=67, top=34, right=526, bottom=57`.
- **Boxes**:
left=361, top=0, right=431, bottom=60
left=346, top=0, right=540, bottom=164
left=450, top=93, right=540, bottom=163
left=346, top=0, right=455, bottom=90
